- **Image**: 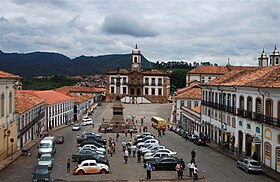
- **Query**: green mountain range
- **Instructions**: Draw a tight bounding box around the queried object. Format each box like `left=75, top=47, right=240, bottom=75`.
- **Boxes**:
left=0, top=50, right=154, bottom=77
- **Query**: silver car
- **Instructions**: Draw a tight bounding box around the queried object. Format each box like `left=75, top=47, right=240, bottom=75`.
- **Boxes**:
left=237, top=158, right=262, bottom=174
left=38, top=153, right=53, bottom=170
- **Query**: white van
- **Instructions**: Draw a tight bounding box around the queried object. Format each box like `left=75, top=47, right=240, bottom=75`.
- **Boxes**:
left=38, top=136, right=57, bottom=158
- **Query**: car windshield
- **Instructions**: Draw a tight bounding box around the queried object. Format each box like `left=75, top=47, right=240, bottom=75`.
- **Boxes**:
left=35, top=167, right=48, bottom=174
left=40, top=143, right=51, bottom=148
left=40, top=156, right=51, bottom=161
left=250, top=161, right=260, bottom=166
left=74, top=124, right=79, bottom=127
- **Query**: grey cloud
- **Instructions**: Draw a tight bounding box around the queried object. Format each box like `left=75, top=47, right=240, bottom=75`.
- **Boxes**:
left=0, top=16, right=9, bottom=22
left=68, top=15, right=80, bottom=27
left=15, top=17, right=27, bottom=24
left=102, top=13, right=159, bottom=37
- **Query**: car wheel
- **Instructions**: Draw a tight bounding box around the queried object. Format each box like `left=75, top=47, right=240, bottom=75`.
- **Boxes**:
left=78, top=170, right=85, bottom=175
left=245, top=168, right=249, bottom=173
left=100, top=169, right=107, bottom=174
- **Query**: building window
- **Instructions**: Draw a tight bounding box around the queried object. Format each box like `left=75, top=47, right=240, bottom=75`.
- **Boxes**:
left=256, top=98, right=262, bottom=114
left=277, top=148, right=280, bottom=165
left=151, top=78, right=156, bottom=85
left=9, top=92, right=12, bottom=114
left=239, top=121, right=242, bottom=127
left=145, top=78, right=149, bottom=85
left=227, top=116, right=231, bottom=126
left=232, top=118, right=236, bottom=128
left=265, top=142, right=271, bottom=159
left=265, top=99, right=273, bottom=117
left=187, top=101, right=191, bottom=108
left=123, top=87, right=127, bottom=94
left=201, top=77, right=205, bottom=83
left=145, top=88, right=149, bottom=95
left=208, top=77, right=211, bottom=81
left=194, top=101, right=199, bottom=107
left=180, top=101, right=184, bottom=106
left=110, top=77, right=115, bottom=84
left=278, top=101, right=280, bottom=120
left=123, top=77, right=127, bottom=84
left=110, top=87, right=115, bottom=94
left=276, top=58, right=279, bottom=65
left=256, top=127, right=260, bottom=134
left=158, top=78, right=162, bottom=86
left=247, top=124, right=251, bottom=130
left=1, top=93, right=4, bottom=116
left=151, top=88, right=155, bottom=95
left=158, top=88, right=162, bottom=95
left=134, top=56, right=137, bottom=63
left=240, top=96, right=244, bottom=110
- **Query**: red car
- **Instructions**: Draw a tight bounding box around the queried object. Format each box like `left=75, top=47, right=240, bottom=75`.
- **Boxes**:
left=55, top=136, right=64, bottom=144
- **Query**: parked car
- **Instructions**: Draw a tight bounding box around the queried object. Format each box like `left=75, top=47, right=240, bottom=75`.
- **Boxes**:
left=72, top=149, right=104, bottom=162
left=178, top=129, right=184, bottom=136
left=55, top=136, right=64, bottom=144
left=77, top=135, right=106, bottom=145
left=77, top=154, right=109, bottom=165
left=38, top=154, right=54, bottom=170
left=140, top=145, right=165, bottom=155
left=144, top=148, right=177, bottom=157
left=81, top=118, right=92, bottom=126
left=189, top=134, right=199, bottom=142
left=78, top=140, right=106, bottom=148
left=143, top=152, right=172, bottom=162
left=137, top=139, right=159, bottom=148
left=144, top=157, right=180, bottom=170
left=194, top=137, right=206, bottom=146
left=237, top=158, right=262, bottom=174
left=72, top=124, right=81, bottom=131
left=73, top=160, right=109, bottom=175
left=32, top=165, right=51, bottom=182
left=78, top=144, right=106, bottom=154
left=170, top=125, right=176, bottom=132
left=186, top=133, right=192, bottom=141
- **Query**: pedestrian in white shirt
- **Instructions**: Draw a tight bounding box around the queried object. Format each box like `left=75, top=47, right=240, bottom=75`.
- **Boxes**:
left=193, top=165, right=198, bottom=181
left=124, top=149, right=129, bottom=163
left=187, top=160, right=195, bottom=177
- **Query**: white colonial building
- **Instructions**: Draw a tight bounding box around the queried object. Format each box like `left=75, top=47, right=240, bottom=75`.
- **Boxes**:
left=15, top=91, right=45, bottom=149
left=106, top=45, right=170, bottom=103
left=0, top=71, right=20, bottom=161
left=200, top=64, right=280, bottom=172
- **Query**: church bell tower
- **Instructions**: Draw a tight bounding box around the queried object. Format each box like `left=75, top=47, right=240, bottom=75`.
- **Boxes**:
left=131, top=44, right=141, bottom=71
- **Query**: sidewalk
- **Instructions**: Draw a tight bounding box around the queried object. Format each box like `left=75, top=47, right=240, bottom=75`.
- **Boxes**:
left=0, top=123, right=70, bottom=172
left=206, top=142, right=280, bottom=181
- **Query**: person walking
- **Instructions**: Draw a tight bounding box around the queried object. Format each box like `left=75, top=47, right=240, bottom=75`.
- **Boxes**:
left=187, top=160, right=194, bottom=177
left=130, top=129, right=133, bottom=138
left=131, top=145, right=136, bottom=157
left=175, top=162, right=182, bottom=178
left=66, top=158, right=71, bottom=173
left=125, top=129, right=128, bottom=137
left=116, top=133, right=119, bottom=141
left=158, top=129, right=162, bottom=138
left=180, top=158, right=185, bottom=176
left=146, top=163, right=152, bottom=179
left=137, top=149, right=141, bottom=163
left=252, top=151, right=258, bottom=161
left=124, top=148, right=129, bottom=163
left=191, top=149, right=196, bottom=163
left=193, top=165, right=198, bottom=181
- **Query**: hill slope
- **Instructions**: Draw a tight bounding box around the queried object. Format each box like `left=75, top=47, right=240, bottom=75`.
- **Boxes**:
left=0, top=50, right=154, bottom=77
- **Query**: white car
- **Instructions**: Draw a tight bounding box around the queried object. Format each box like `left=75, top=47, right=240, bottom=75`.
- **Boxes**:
left=73, top=160, right=109, bottom=175
left=137, top=139, right=159, bottom=148
left=78, top=144, right=106, bottom=154
left=144, top=148, right=177, bottom=157
left=140, top=145, right=165, bottom=155
left=81, top=118, right=92, bottom=126
left=38, top=153, right=53, bottom=170
left=143, top=152, right=172, bottom=162
left=72, top=124, right=81, bottom=131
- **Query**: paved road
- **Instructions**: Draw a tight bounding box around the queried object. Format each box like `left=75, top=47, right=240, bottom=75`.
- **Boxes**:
left=0, top=103, right=276, bottom=182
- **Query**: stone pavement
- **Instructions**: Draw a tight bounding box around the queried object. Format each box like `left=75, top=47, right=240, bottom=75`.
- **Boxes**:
left=0, top=123, right=70, bottom=173
left=206, top=142, right=280, bottom=181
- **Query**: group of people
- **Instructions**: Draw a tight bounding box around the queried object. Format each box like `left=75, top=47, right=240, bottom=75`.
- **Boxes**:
left=175, top=158, right=185, bottom=178
left=122, top=140, right=137, bottom=163
left=108, top=137, right=116, bottom=157
left=186, top=149, right=199, bottom=180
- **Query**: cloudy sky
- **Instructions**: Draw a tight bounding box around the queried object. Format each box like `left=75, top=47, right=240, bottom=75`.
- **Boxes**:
left=0, top=0, right=279, bottom=65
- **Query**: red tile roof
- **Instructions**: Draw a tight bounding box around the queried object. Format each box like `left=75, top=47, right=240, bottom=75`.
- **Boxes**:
left=66, top=93, right=88, bottom=104
left=176, top=86, right=201, bottom=99
left=0, top=71, right=20, bottom=79
left=15, top=91, right=45, bottom=113
left=205, top=66, right=280, bottom=88
left=21, top=90, right=74, bottom=105
left=55, top=86, right=106, bottom=93
left=191, top=106, right=201, bottom=114
left=188, top=66, right=230, bottom=74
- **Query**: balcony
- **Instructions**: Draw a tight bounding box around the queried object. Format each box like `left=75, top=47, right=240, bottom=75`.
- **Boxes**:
left=262, top=115, right=280, bottom=128
left=18, top=112, right=45, bottom=138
